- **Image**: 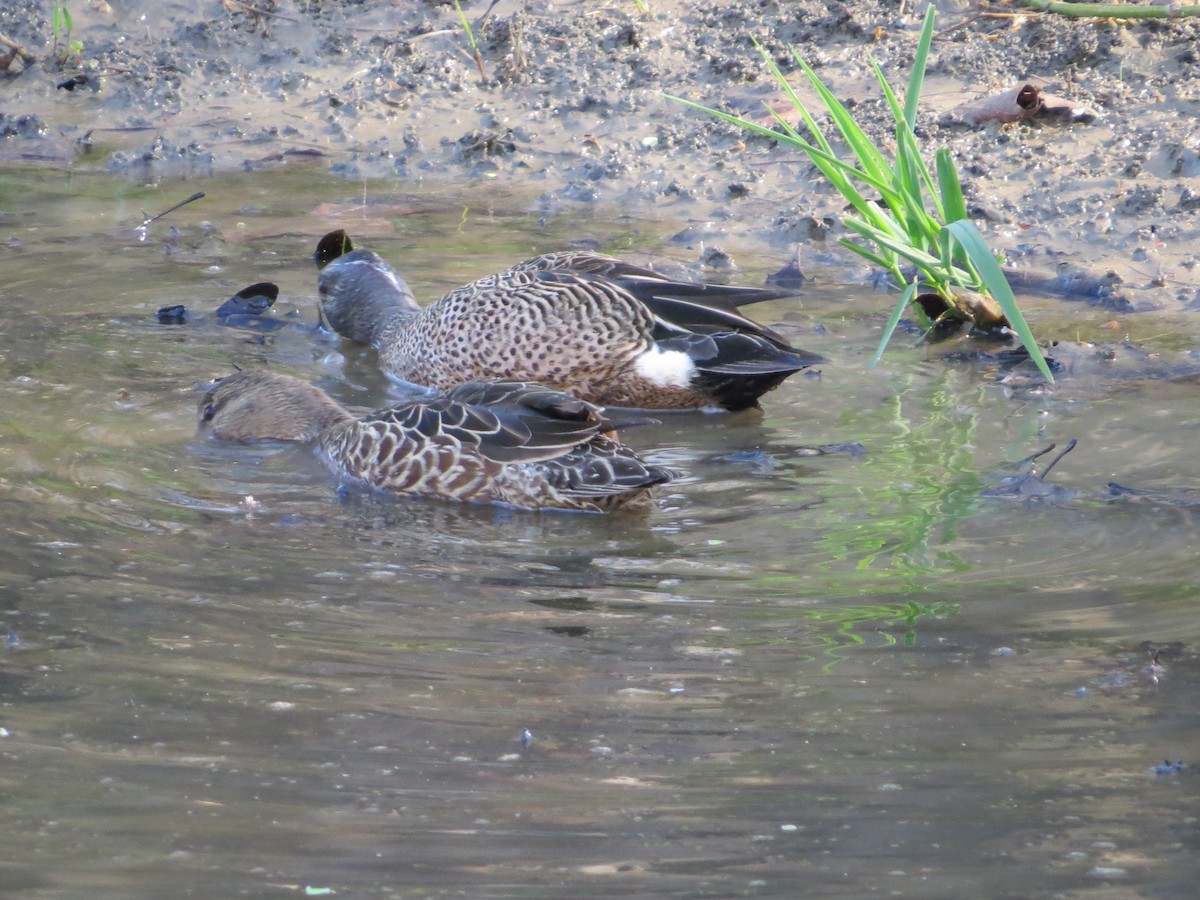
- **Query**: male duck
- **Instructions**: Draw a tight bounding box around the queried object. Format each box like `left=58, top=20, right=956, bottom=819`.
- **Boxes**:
left=199, top=369, right=675, bottom=512
left=313, top=230, right=823, bottom=412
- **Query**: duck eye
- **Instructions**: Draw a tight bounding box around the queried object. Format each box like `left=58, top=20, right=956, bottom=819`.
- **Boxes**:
left=202, top=403, right=216, bottom=422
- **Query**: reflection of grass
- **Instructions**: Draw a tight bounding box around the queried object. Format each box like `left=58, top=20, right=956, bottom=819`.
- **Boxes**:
left=805, top=600, right=958, bottom=670
left=687, top=599, right=958, bottom=672
left=812, top=374, right=986, bottom=581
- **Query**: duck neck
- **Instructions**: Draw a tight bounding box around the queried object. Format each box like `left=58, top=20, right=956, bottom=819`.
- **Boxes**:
left=262, top=387, right=355, bottom=444
left=327, top=291, right=417, bottom=350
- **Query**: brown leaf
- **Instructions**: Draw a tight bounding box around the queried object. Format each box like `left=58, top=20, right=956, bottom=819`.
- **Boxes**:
left=954, top=84, right=1100, bottom=126
left=955, top=84, right=1044, bottom=125
left=1038, top=92, right=1101, bottom=124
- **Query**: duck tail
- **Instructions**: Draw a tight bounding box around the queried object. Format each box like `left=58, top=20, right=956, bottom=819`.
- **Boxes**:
left=687, top=338, right=826, bottom=411
left=688, top=371, right=793, bottom=412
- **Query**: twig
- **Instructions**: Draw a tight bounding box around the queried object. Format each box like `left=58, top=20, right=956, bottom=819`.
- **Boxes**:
left=1022, top=0, right=1200, bottom=18
left=408, top=29, right=457, bottom=42
left=137, top=191, right=206, bottom=232
left=0, top=31, right=37, bottom=63
left=221, top=0, right=299, bottom=24
left=477, top=0, right=503, bottom=30
left=1038, top=439, right=1077, bottom=479
left=511, top=15, right=527, bottom=71
left=935, top=12, right=1036, bottom=40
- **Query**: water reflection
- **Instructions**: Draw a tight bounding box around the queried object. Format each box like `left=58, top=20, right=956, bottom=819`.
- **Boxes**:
left=0, top=166, right=1197, bottom=897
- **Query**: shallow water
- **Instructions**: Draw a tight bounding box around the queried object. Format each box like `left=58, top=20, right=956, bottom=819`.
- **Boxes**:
left=1, top=163, right=1198, bottom=898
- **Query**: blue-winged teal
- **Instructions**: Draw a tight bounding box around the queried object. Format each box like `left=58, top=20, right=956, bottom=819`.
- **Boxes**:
left=313, top=231, right=823, bottom=412
left=199, top=369, right=675, bottom=512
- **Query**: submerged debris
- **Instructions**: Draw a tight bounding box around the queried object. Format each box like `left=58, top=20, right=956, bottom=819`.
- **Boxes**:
left=766, top=251, right=806, bottom=289
left=981, top=439, right=1077, bottom=503
left=1107, top=482, right=1200, bottom=508
left=1152, top=759, right=1184, bottom=776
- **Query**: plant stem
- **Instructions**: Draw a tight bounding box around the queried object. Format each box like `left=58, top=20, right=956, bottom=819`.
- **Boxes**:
left=453, top=0, right=487, bottom=81
left=1022, top=0, right=1200, bottom=17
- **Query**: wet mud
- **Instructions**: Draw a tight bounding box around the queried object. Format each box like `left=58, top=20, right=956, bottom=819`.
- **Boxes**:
left=1, top=0, right=1197, bottom=308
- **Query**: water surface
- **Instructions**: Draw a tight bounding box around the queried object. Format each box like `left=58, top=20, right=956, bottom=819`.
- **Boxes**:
left=1, top=163, right=1197, bottom=898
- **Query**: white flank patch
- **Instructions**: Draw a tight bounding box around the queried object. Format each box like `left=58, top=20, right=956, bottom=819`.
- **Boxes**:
left=634, top=345, right=695, bottom=388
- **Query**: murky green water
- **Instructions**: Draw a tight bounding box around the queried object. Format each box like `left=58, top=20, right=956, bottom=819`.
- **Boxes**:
left=1, top=163, right=1198, bottom=898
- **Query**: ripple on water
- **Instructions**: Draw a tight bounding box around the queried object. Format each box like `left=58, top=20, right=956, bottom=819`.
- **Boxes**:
left=0, top=168, right=1198, bottom=898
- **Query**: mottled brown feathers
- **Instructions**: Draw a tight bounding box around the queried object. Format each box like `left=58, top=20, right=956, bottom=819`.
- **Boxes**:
left=315, top=232, right=824, bottom=410
left=199, top=369, right=673, bottom=512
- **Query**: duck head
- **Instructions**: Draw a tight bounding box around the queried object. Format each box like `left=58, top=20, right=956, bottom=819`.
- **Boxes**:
left=199, top=370, right=351, bottom=443
left=314, top=230, right=421, bottom=346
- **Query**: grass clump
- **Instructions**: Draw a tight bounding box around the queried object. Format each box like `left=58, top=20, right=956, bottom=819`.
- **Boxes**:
left=667, top=6, right=1053, bottom=382
left=51, top=0, right=83, bottom=65
left=453, top=0, right=487, bottom=81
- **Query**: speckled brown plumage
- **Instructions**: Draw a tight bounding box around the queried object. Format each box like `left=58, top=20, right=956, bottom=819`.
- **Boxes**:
left=199, top=369, right=675, bottom=512
left=314, top=231, right=824, bottom=411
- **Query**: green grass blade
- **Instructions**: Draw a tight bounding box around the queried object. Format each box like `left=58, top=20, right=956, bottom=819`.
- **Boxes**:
left=872, top=53, right=907, bottom=126
left=936, top=150, right=970, bottom=272
left=904, top=5, right=937, bottom=131
left=764, top=106, right=805, bottom=142
left=839, top=239, right=899, bottom=272
left=750, top=40, right=838, bottom=157
left=838, top=237, right=906, bottom=282
left=936, top=148, right=968, bottom=224
left=845, top=209, right=914, bottom=245
left=865, top=48, right=942, bottom=230
left=791, top=53, right=893, bottom=185
left=845, top=220, right=946, bottom=270
left=664, top=95, right=887, bottom=221
left=944, top=220, right=1054, bottom=382
left=894, top=117, right=943, bottom=218
left=871, top=281, right=922, bottom=367
left=664, top=95, right=795, bottom=143
left=891, top=143, right=939, bottom=249
left=869, top=51, right=941, bottom=222
left=453, top=0, right=478, bottom=52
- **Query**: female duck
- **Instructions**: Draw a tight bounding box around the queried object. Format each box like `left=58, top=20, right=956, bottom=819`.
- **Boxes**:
left=199, top=369, right=675, bottom=512
left=313, top=231, right=823, bottom=412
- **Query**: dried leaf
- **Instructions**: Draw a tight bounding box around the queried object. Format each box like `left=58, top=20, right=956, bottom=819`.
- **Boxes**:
left=954, top=84, right=1100, bottom=125
left=1038, top=92, right=1100, bottom=123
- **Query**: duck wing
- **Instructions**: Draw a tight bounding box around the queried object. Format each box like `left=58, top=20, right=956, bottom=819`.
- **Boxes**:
left=512, top=250, right=793, bottom=311
left=655, top=327, right=824, bottom=375
left=542, top=436, right=676, bottom=502
left=514, top=252, right=799, bottom=347
left=639, top=292, right=798, bottom=347
left=366, top=381, right=613, bottom=465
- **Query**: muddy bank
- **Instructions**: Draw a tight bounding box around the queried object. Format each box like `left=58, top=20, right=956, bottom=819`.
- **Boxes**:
left=1, top=0, right=1197, bottom=308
